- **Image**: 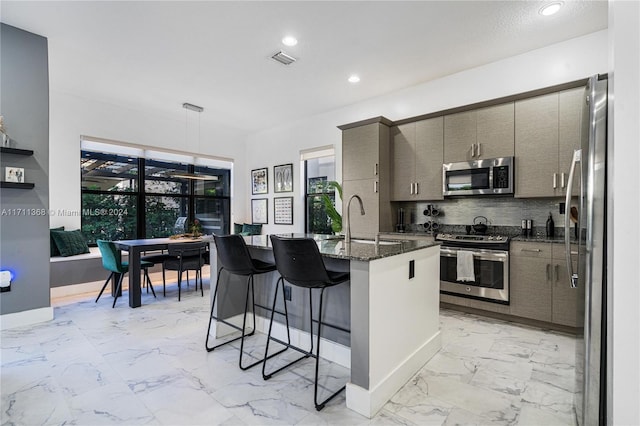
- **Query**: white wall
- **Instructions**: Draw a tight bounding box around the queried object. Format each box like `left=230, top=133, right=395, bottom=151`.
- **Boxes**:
left=609, top=1, right=640, bottom=423
left=49, top=90, right=248, bottom=230
left=245, top=30, right=608, bottom=235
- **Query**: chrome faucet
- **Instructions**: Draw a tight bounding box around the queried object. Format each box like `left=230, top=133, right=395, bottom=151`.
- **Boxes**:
left=344, top=194, right=365, bottom=244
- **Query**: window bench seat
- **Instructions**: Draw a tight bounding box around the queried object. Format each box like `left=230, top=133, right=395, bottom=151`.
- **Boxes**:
left=50, top=247, right=107, bottom=288
left=50, top=248, right=164, bottom=288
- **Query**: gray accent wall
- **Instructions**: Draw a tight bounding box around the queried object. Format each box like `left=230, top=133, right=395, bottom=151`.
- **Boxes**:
left=0, top=24, right=50, bottom=315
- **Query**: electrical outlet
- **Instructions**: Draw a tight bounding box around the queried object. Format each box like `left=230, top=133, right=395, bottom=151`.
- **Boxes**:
left=0, top=270, right=11, bottom=292
left=284, top=285, right=292, bottom=301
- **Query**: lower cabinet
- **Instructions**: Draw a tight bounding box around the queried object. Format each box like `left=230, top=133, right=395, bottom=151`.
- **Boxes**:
left=551, top=247, right=579, bottom=327
left=509, top=253, right=552, bottom=322
left=509, top=241, right=579, bottom=327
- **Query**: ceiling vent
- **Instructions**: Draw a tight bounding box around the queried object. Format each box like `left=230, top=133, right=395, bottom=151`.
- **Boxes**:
left=271, top=51, right=297, bottom=65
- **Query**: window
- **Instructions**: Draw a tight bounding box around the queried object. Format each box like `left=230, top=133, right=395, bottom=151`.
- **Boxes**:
left=81, top=149, right=231, bottom=244
left=304, top=153, right=336, bottom=234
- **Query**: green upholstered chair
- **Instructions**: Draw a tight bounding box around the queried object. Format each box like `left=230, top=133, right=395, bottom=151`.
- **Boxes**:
left=96, top=240, right=156, bottom=308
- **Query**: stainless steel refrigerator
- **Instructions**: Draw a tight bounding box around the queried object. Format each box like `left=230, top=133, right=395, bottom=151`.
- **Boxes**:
left=564, top=74, right=608, bottom=426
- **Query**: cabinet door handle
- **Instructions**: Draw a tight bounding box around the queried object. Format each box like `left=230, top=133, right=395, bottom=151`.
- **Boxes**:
left=546, top=263, right=551, bottom=281
left=471, top=143, right=476, bottom=157
left=554, top=264, right=559, bottom=281
left=415, top=182, right=419, bottom=194
left=561, top=172, right=566, bottom=188
left=476, top=143, right=481, bottom=157
left=553, top=173, right=557, bottom=189
left=409, top=183, right=413, bottom=194
left=374, top=181, right=378, bottom=193
left=374, top=163, right=379, bottom=176
left=521, top=248, right=541, bottom=253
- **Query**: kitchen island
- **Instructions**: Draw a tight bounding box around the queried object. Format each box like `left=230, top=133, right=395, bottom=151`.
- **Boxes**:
left=208, top=234, right=441, bottom=418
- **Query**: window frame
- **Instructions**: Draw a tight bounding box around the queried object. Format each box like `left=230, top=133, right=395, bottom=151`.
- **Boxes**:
left=303, top=155, right=336, bottom=234
left=81, top=150, right=231, bottom=244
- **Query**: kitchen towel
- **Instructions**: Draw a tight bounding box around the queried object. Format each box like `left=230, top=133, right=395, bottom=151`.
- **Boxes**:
left=456, top=250, right=475, bottom=282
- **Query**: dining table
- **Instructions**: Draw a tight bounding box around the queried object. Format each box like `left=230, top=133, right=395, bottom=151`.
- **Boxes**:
left=113, top=236, right=212, bottom=308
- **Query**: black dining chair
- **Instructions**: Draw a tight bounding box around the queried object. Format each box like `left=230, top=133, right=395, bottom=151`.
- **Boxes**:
left=95, top=240, right=156, bottom=308
left=263, top=235, right=350, bottom=411
left=206, top=235, right=289, bottom=370
left=141, top=250, right=171, bottom=294
left=163, top=241, right=207, bottom=301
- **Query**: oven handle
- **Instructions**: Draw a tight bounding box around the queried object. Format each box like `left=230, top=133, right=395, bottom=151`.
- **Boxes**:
left=440, top=247, right=509, bottom=262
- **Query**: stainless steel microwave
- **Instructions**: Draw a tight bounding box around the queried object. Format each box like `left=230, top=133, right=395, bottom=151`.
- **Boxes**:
left=442, top=157, right=514, bottom=196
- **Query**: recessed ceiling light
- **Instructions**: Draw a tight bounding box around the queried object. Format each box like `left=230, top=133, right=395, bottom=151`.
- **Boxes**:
left=539, top=2, right=563, bottom=16
left=282, top=36, right=298, bottom=47
left=348, top=75, right=360, bottom=83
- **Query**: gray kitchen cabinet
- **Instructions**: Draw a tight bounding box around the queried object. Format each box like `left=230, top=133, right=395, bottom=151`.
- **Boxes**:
left=444, top=110, right=476, bottom=163
left=551, top=244, right=579, bottom=327
left=509, top=242, right=553, bottom=322
left=559, top=87, right=586, bottom=197
left=391, top=117, right=444, bottom=201
left=476, top=102, right=515, bottom=159
left=515, top=87, right=585, bottom=198
left=444, top=103, right=514, bottom=163
left=514, top=93, right=559, bottom=198
left=343, top=123, right=382, bottom=181
left=340, top=119, right=393, bottom=239
left=390, top=123, right=416, bottom=201
left=509, top=241, right=579, bottom=327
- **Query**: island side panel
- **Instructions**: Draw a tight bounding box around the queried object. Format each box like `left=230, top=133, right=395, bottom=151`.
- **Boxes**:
left=347, top=244, right=441, bottom=418
left=349, top=259, right=371, bottom=389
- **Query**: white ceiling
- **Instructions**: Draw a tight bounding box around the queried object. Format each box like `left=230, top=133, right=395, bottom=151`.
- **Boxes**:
left=2, top=1, right=607, bottom=136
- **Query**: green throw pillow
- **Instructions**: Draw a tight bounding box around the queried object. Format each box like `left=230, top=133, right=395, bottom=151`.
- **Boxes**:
left=50, top=229, right=90, bottom=257
left=50, top=226, right=64, bottom=256
left=234, top=223, right=244, bottom=234
left=242, top=223, right=262, bottom=235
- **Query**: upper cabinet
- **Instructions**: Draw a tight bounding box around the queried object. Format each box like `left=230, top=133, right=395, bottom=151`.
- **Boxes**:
left=515, top=87, right=584, bottom=198
left=391, top=117, right=444, bottom=201
left=444, top=103, right=514, bottom=163
left=341, top=119, right=393, bottom=239
left=342, top=123, right=383, bottom=182
left=558, top=87, right=586, bottom=197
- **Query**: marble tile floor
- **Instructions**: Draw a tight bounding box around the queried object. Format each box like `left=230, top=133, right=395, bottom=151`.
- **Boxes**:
left=1, top=280, right=577, bottom=425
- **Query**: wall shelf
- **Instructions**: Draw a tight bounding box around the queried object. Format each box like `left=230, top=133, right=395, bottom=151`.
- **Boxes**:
left=0, top=147, right=34, bottom=156
left=1, top=147, right=35, bottom=189
left=1, top=181, right=35, bottom=189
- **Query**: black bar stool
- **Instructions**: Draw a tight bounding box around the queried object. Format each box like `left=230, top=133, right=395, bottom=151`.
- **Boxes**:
left=263, top=235, right=350, bottom=411
left=206, top=235, right=288, bottom=370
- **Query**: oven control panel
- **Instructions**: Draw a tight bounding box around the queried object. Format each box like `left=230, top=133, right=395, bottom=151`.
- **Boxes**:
left=436, top=234, right=508, bottom=243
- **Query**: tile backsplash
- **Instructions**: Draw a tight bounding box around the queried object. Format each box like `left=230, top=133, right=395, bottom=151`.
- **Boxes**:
left=394, top=196, right=575, bottom=236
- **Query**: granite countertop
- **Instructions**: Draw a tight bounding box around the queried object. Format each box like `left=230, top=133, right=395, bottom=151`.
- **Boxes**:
left=510, top=235, right=581, bottom=244
left=242, top=233, right=439, bottom=262
left=380, top=232, right=435, bottom=238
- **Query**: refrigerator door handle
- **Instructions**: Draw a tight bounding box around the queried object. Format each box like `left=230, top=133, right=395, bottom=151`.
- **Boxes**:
left=564, top=149, right=581, bottom=288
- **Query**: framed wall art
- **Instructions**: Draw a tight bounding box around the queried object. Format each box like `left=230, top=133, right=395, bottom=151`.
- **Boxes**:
left=274, top=163, right=293, bottom=193
left=251, top=168, right=268, bottom=195
left=274, top=197, right=293, bottom=225
left=5, top=167, right=24, bottom=183
left=251, top=198, right=268, bottom=224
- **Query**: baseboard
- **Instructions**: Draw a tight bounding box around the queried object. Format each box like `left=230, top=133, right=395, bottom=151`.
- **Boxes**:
left=346, top=330, right=442, bottom=418
left=0, top=307, right=54, bottom=330
left=51, top=279, right=104, bottom=299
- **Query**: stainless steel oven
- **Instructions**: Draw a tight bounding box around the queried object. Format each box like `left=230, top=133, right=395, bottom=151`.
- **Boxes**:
left=437, top=233, right=510, bottom=304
